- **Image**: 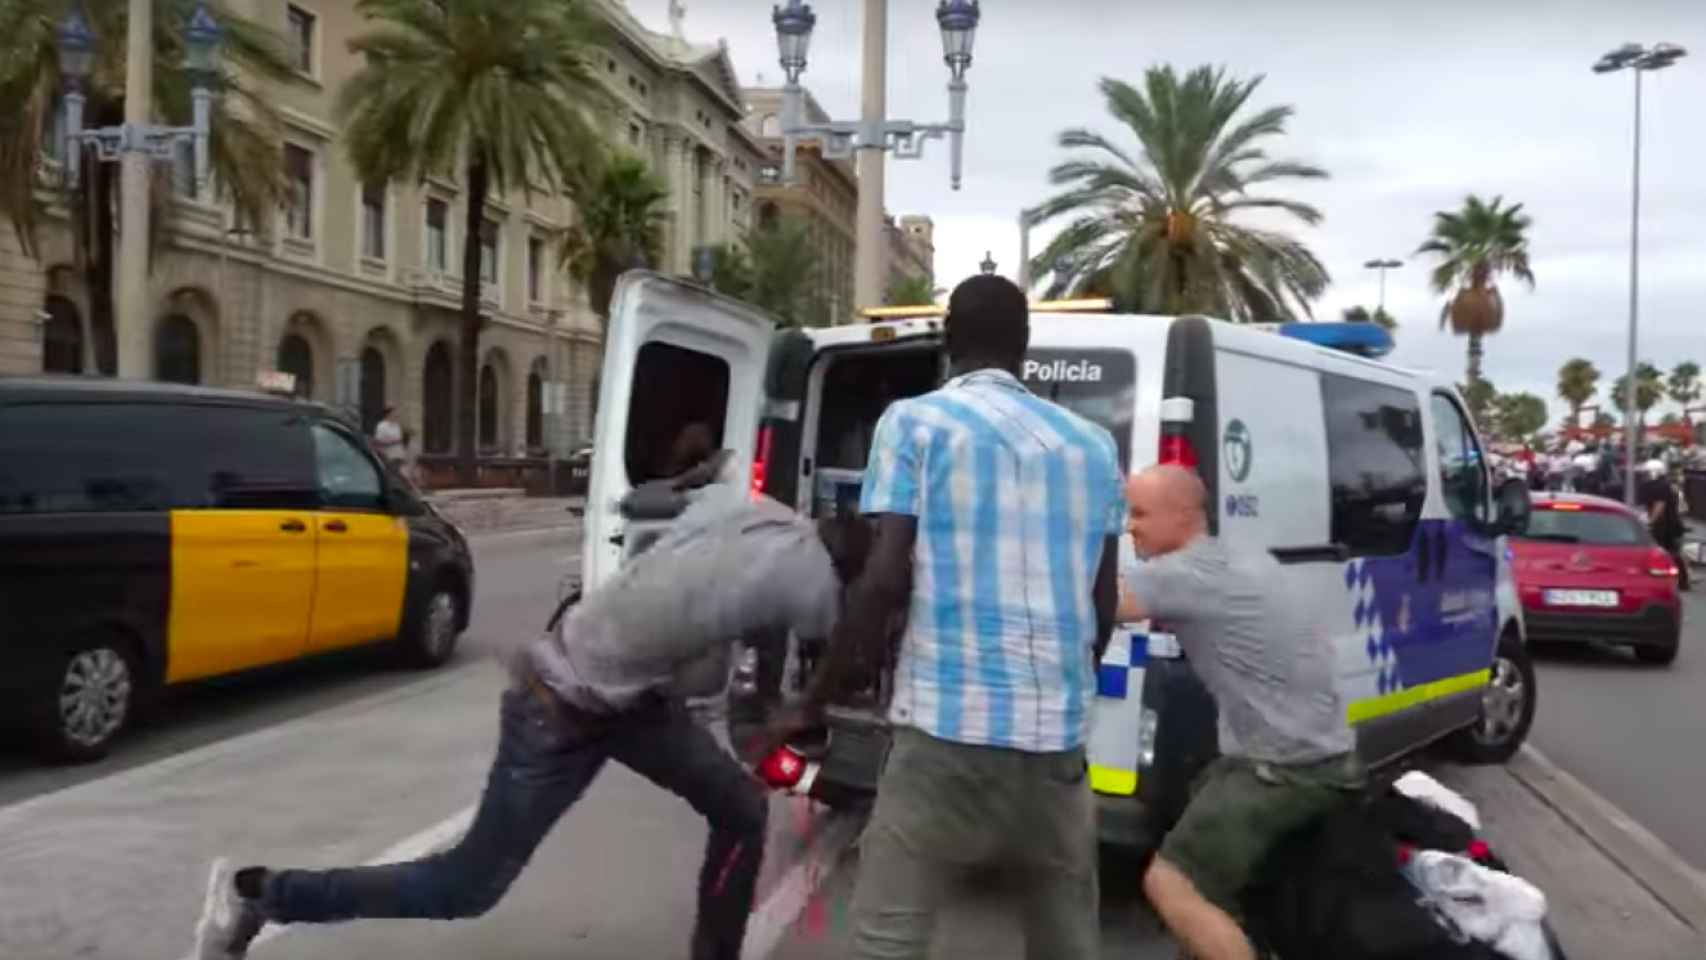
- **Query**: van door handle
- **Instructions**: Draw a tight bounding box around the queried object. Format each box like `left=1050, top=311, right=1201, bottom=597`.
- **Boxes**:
left=608, top=534, right=625, bottom=546
left=280, top=519, right=307, bottom=533
left=324, top=519, right=349, bottom=533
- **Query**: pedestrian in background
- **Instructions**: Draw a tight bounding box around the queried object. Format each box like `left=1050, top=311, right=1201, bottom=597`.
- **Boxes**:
left=1639, top=459, right=1689, bottom=590
left=372, top=406, right=407, bottom=474
left=768, top=274, right=1125, bottom=959
left=1120, top=465, right=1361, bottom=960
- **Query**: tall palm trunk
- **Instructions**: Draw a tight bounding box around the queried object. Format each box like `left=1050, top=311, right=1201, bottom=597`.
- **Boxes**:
left=456, top=154, right=491, bottom=487
left=74, top=142, right=120, bottom=375
left=1466, top=332, right=1484, bottom=387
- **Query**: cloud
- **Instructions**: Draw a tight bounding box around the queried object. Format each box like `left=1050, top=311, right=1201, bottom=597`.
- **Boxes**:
left=633, top=0, right=1705, bottom=428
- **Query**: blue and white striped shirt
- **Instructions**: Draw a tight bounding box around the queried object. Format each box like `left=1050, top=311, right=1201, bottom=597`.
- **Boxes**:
left=860, top=368, right=1126, bottom=752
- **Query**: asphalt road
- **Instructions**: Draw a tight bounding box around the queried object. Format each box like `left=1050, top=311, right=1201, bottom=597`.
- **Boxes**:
left=1527, top=586, right=1706, bottom=870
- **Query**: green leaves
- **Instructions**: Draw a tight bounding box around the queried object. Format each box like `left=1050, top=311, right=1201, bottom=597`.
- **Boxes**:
left=1030, top=63, right=1328, bottom=322
left=886, top=274, right=940, bottom=308
left=1556, top=357, right=1601, bottom=416
left=557, top=153, right=669, bottom=320
left=708, top=218, right=828, bottom=328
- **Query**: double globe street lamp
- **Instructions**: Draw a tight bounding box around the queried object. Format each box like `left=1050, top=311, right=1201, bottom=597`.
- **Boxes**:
left=55, top=1, right=223, bottom=379
left=772, top=0, right=980, bottom=311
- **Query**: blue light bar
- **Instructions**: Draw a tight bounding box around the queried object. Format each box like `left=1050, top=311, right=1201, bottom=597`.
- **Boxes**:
left=1276, top=321, right=1394, bottom=359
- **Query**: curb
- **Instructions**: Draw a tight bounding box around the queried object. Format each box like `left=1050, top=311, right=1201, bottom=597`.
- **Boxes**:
left=468, top=524, right=581, bottom=544
left=1508, top=744, right=1706, bottom=932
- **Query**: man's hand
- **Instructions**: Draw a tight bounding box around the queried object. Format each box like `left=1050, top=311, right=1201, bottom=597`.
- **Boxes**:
left=747, top=702, right=823, bottom=766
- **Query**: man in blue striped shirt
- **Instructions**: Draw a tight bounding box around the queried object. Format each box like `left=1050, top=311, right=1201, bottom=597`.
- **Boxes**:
left=775, top=274, right=1124, bottom=958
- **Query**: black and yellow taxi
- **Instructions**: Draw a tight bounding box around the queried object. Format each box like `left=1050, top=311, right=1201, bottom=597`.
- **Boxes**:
left=0, top=377, right=474, bottom=761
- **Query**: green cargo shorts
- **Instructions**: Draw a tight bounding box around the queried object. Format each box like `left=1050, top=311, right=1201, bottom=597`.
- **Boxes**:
left=1158, top=753, right=1363, bottom=918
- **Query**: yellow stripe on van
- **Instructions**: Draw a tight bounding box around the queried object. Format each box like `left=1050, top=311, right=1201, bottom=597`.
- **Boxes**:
left=1090, top=764, right=1139, bottom=796
left=1345, top=669, right=1490, bottom=726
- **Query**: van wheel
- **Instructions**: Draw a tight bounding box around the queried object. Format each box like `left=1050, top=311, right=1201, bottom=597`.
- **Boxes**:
left=1453, top=630, right=1535, bottom=765
left=403, top=583, right=462, bottom=668
left=30, top=637, right=138, bottom=763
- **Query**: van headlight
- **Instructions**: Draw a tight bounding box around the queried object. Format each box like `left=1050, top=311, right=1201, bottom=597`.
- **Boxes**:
left=1138, top=707, right=1159, bottom=769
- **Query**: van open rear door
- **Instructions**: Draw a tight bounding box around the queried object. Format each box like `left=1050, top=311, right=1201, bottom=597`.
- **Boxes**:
left=581, top=272, right=775, bottom=589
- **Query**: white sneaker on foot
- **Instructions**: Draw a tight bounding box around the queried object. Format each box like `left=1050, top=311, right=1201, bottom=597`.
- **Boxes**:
left=192, top=858, right=266, bottom=959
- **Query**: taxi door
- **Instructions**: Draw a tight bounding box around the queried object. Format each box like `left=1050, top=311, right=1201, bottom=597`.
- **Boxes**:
left=306, top=421, right=408, bottom=652
left=582, top=271, right=776, bottom=591
left=166, top=406, right=318, bottom=683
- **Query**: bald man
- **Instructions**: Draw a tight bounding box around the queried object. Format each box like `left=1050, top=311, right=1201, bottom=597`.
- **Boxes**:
left=1120, top=466, right=1360, bottom=960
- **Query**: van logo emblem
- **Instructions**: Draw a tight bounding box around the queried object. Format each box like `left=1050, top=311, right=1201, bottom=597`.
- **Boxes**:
left=1224, top=419, right=1252, bottom=482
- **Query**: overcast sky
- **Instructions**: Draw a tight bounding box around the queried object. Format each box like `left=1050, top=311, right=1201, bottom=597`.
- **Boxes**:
left=630, top=0, right=1704, bottom=425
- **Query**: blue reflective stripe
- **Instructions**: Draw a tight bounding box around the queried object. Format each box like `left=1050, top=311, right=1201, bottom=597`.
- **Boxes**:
left=922, top=422, right=964, bottom=740
left=1097, top=664, right=1129, bottom=699
left=971, top=440, right=1013, bottom=747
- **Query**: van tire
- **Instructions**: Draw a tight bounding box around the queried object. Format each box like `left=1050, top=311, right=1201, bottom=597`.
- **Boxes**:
left=1452, top=630, right=1535, bottom=765
left=402, top=580, right=463, bottom=668
left=29, top=633, right=140, bottom=764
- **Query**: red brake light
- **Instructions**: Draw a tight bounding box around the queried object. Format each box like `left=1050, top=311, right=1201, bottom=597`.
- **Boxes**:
left=1647, top=548, right=1678, bottom=579
left=750, top=425, right=773, bottom=501
left=1158, top=433, right=1199, bottom=468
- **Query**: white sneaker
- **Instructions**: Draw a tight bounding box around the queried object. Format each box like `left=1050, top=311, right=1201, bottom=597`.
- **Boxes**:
left=192, top=858, right=266, bottom=959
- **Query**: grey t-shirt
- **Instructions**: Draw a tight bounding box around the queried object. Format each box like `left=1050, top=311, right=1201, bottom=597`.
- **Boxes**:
left=1125, top=536, right=1352, bottom=765
left=526, top=486, right=842, bottom=714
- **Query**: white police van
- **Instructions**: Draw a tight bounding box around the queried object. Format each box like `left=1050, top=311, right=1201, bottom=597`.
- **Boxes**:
left=581, top=271, right=1536, bottom=848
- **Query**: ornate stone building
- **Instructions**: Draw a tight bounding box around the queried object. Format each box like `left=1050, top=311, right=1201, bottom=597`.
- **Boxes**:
left=0, top=0, right=764, bottom=484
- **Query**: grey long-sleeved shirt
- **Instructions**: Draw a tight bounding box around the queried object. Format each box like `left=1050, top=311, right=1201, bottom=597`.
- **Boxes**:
left=526, top=485, right=842, bottom=714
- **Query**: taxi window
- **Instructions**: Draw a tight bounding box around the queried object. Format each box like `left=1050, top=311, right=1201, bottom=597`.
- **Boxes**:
left=1021, top=348, right=1136, bottom=470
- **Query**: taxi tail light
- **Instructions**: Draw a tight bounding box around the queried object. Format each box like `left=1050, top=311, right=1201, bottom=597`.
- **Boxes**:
left=1647, top=548, right=1678, bottom=579
left=751, top=424, right=773, bottom=501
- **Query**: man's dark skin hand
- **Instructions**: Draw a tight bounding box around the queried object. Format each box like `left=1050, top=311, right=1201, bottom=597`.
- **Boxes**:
left=757, top=516, right=1119, bottom=759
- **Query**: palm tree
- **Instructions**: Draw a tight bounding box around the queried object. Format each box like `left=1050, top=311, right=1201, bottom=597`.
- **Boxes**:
left=1556, top=357, right=1600, bottom=429
left=886, top=274, right=940, bottom=307
left=707, top=218, right=824, bottom=327
left=1029, top=65, right=1330, bottom=322
left=338, top=0, right=611, bottom=483
left=559, top=153, right=668, bottom=323
left=0, top=0, right=296, bottom=373
left=1415, top=194, right=1535, bottom=386
left=1610, top=362, right=1664, bottom=444
left=1341, top=305, right=1396, bottom=330
left=1667, top=360, right=1701, bottom=427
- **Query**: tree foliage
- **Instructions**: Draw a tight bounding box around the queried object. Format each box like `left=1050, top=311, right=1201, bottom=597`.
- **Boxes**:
left=1029, top=65, right=1330, bottom=322
left=707, top=217, right=826, bottom=327
left=1555, top=357, right=1600, bottom=424
left=1666, top=361, right=1701, bottom=419
left=1341, top=305, right=1396, bottom=330
left=1491, top=391, right=1547, bottom=441
left=558, top=153, right=668, bottom=321
left=886, top=273, right=940, bottom=307
left=338, top=0, right=612, bottom=481
left=1415, top=194, right=1535, bottom=385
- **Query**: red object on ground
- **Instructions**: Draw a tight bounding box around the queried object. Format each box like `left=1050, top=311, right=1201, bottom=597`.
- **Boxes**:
left=757, top=745, right=819, bottom=792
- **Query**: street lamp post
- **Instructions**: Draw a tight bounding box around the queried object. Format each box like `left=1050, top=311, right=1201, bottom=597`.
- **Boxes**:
left=1593, top=41, right=1687, bottom=504
left=978, top=250, right=996, bottom=275
left=1362, top=257, right=1402, bottom=313
left=772, top=0, right=981, bottom=312
left=56, top=1, right=223, bottom=380
left=1016, top=205, right=1040, bottom=291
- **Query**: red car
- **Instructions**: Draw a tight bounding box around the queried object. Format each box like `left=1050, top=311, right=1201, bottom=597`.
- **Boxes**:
left=1512, top=493, right=1682, bottom=665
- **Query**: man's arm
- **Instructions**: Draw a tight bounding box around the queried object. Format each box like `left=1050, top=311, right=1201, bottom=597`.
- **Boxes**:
left=798, top=513, right=916, bottom=717
left=1093, top=535, right=1118, bottom=663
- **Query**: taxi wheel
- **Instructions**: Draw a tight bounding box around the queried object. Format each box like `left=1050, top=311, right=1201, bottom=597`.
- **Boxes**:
left=30, top=636, right=138, bottom=764
left=403, top=583, right=462, bottom=668
left=1454, top=630, right=1535, bottom=765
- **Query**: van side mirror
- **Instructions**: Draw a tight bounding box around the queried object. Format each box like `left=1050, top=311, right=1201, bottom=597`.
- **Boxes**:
left=1493, top=477, right=1531, bottom=536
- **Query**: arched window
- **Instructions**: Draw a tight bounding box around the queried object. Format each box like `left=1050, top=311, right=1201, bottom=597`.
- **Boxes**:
left=42, top=296, right=83, bottom=374
left=155, top=314, right=201, bottom=384
left=277, top=333, right=313, bottom=398
left=359, top=346, right=387, bottom=433
left=422, top=341, right=453, bottom=454
left=526, top=367, right=544, bottom=452
left=478, top=363, right=499, bottom=451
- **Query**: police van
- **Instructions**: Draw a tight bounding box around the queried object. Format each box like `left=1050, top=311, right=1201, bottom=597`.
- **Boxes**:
left=581, top=271, right=1536, bottom=849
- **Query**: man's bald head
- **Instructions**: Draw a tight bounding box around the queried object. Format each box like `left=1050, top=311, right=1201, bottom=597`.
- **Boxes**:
left=1124, top=465, right=1209, bottom=559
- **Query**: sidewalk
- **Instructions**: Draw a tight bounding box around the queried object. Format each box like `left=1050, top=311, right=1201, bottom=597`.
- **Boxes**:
left=427, top=490, right=583, bottom=536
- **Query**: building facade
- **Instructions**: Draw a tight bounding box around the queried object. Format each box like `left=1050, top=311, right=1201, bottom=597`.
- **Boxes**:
left=0, top=0, right=761, bottom=486
left=741, top=87, right=858, bottom=324
left=885, top=213, right=936, bottom=297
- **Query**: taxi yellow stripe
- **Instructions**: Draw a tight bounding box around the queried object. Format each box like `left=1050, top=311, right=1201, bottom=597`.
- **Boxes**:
left=1346, top=668, right=1490, bottom=725
left=1090, top=764, right=1139, bottom=796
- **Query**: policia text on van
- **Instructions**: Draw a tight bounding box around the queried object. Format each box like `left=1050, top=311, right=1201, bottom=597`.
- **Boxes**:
left=0, top=378, right=474, bottom=761
left=578, top=273, right=1538, bottom=855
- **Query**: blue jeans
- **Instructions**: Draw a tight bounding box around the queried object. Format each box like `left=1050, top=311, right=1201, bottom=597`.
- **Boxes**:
left=261, top=683, right=768, bottom=960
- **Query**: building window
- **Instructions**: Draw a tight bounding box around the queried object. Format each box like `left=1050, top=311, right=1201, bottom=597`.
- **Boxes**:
left=287, top=5, right=315, bottom=75
left=360, top=182, right=386, bottom=260
left=277, top=332, right=314, bottom=399
left=527, top=235, right=544, bottom=303
left=478, top=363, right=499, bottom=451
left=283, top=143, right=313, bottom=240
left=607, top=58, right=617, bottom=73
left=41, top=296, right=83, bottom=375
left=171, top=140, right=197, bottom=199
left=638, top=81, right=647, bottom=96
left=526, top=367, right=544, bottom=452
left=628, top=122, right=642, bottom=146
left=155, top=314, right=201, bottom=384
left=425, top=198, right=448, bottom=273
left=422, top=341, right=453, bottom=454
left=480, top=219, right=500, bottom=286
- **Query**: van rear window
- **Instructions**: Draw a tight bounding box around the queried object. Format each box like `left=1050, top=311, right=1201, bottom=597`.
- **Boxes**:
left=1021, top=348, right=1136, bottom=470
